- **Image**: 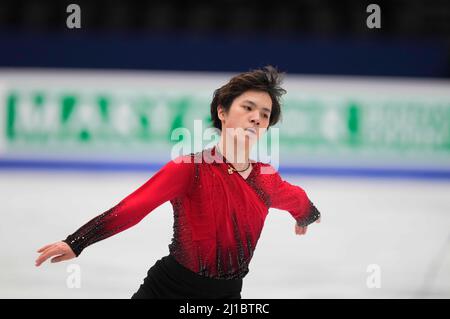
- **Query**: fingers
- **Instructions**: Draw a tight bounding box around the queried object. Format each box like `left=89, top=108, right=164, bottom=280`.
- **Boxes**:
left=35, top=247, right=61, bottom=267
left=39, top=246, right=55, bottom=256
left=36, top=245, right=58, bottom=264
left=35, top=253, right=49, bottom=267
left=295, top=225, right=308, bottom=235
left=50, top=254, right=69, bottom=264
left=37, top=243, right=56, bottom=253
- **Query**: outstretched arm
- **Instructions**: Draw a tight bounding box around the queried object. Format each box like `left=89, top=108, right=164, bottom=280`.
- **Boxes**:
left=267, top=167, right=321, bottom=235
left=35, top=155, right=195, bottom=266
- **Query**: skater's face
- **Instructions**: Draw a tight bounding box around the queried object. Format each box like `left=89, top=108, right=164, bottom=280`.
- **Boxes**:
left=217, top=90, right=272, bottom=143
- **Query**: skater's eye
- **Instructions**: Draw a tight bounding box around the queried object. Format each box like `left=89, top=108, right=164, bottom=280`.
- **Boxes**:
left=243, top=104, right=270, bottom=119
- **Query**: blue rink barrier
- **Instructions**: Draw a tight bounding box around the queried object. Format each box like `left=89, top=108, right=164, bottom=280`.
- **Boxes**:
left=1, top=159, right=450, bottom=180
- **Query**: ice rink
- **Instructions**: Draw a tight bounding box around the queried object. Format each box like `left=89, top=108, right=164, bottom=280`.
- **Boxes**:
left=1, top=169, right=449, bottom=298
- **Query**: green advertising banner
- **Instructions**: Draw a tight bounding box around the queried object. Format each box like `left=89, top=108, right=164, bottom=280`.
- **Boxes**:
left=1, top=70, right=450, bottom=173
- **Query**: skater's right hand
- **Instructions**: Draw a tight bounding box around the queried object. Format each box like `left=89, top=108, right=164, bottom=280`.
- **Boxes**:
left=295, top=217, right=321, bottom=236
left=35, top=241, right=76, bottom=267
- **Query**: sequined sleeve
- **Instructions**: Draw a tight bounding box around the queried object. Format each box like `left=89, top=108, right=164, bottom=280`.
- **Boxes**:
left=267, top=166, right=321, bottom=227
left=62, top=155, right=195, bottom=257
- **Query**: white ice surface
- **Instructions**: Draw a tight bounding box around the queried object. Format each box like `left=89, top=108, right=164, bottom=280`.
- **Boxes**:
left=0, top=170, right=449, bottom=299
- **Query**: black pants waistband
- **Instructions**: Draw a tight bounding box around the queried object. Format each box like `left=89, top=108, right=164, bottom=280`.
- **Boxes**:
left=162, top=254, right=243, bottom=294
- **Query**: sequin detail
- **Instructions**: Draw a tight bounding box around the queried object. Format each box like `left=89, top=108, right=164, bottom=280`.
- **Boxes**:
left=62, top=146, right=320, bottom=281
left=296, top=200, right=321, bottom=227
left=245, top=170, right=271, bottom=208
left=63, top=201, right=130, bottom=256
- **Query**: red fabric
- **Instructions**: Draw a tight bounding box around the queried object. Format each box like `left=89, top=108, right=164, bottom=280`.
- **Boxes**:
left=64, top=145, right=320, bottom=279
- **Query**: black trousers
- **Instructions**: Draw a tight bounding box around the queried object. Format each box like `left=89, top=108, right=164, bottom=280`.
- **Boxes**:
left=131, top=254, right=243, bottom=299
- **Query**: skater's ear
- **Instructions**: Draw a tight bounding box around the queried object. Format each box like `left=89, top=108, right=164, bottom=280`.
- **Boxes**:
left=217, top=105, right=226, bottom=121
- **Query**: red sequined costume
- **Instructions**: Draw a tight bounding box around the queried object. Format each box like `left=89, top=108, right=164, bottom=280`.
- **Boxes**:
left=63, top=145, right=321, bottom=279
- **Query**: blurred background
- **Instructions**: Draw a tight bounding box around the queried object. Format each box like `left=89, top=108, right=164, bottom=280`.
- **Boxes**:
left=0, top=0, right=449, bottom=298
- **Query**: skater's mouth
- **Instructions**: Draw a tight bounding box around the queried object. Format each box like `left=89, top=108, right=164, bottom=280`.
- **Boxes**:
left=245, top=128, right=257, bottom=135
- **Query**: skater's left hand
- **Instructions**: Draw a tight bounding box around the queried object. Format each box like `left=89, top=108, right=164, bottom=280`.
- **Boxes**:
left=295, top=217, right=320, bottom=236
